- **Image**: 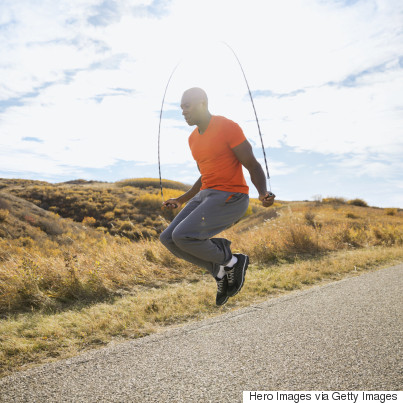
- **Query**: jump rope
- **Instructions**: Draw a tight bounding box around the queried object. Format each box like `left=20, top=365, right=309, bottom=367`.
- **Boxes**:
left=157, top=42, right=274, bottom=203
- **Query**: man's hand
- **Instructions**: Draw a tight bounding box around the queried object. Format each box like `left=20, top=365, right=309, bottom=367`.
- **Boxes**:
left=162, top=198, right=183, bottom=210
left=259, top=191, right=276, bottom=208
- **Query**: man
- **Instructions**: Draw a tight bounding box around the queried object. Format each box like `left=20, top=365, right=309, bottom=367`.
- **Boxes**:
left=160, top=87, right=275, bottom=306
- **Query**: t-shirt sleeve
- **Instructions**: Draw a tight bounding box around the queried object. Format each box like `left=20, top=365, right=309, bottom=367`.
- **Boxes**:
left=227, top=121, right=247, bottom=148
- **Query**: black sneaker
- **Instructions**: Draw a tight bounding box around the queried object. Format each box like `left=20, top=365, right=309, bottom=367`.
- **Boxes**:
left=215, top=275, right=229, bottom=306
left=225, top=253, right=249, bottom=297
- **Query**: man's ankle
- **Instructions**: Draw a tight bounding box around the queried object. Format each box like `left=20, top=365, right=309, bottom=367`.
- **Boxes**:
left=224, top=255, right=238, bottom=268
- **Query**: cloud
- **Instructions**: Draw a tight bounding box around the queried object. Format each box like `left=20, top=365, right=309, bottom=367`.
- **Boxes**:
left=327, top=58, right=403, bottom=88
left=0, top=0, right=402, bottom=206
left=250, top=60, right=403, bottom=157
left=89, top=53, right=129, bottom=70
left=91, top=88, right=136, bottom=103
left=22, top=136, right=43, bottom=143
left=0, top=97, right=25, bottom=112
left=325, top=0, right=362, bottom=7
left=252, top=89, right=306, bottom=99
left=86, top=0, right=171, bottom=27
left=87, top=0, right=120, bottom=27
left=331, top=152, right=403, bottom=179
left=131, top=0, right=171, bottom=18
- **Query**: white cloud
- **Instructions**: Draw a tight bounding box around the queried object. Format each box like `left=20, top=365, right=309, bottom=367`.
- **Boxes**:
left=0, top=0, right=402, bottom=205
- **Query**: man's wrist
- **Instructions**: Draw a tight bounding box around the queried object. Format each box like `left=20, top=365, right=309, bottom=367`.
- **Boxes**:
left=177, top=194, right=190, bottom=204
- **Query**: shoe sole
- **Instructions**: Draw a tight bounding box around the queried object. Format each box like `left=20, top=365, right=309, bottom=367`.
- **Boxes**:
left=216, top=295, right=229, bottom=306
left=228, top=254, right=249, bottom=297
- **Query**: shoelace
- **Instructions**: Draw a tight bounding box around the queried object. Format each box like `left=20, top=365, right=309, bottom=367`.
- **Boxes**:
left=217, top=277, right=226, bottom=293
left=226, top=267, right=235, bottom=285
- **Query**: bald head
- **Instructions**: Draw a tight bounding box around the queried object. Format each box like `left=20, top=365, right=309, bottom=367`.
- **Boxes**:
left=182, top=87, right=208, bottom=105
left=181, top=87, right=211, bottom=128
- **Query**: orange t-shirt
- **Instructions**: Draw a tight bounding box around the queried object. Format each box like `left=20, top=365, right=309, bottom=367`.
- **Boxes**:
left=188, top=115, right=249, bottom=194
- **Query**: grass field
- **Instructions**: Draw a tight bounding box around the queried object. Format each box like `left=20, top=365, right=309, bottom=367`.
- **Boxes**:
left=0, top=178, right=402, bottom=377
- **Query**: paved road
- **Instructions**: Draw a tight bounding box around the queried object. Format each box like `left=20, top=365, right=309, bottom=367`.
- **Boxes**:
left=1, top=264, right=402, bottom=402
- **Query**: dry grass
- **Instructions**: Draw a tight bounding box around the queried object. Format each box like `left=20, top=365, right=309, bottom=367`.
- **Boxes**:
left=0, top=234, right=202, bottom=315
left=1, top=182, right=403, bottom=377
left=1, top=198, right=402, bottom=317
left=232, top=203, right=403, bottom=263
left=116, top=178, right=190, bottom=191
left=5, top=179, right=187, bottom=240
left=1, top=245, right=402, bottom=377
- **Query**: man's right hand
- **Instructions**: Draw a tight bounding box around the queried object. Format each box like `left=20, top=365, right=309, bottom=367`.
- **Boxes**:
left=162, top=198, right=182, bottom=210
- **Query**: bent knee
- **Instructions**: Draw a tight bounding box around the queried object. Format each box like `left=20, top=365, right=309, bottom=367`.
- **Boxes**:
left=171, top=227, right=188, bottom=245
left=159, top=229, right=173, bottom=246
left=172, top=227, right=200, bottom=246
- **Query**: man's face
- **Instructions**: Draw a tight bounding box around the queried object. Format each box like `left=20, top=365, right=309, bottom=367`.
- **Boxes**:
left=180, top=93, right=203, bottom=126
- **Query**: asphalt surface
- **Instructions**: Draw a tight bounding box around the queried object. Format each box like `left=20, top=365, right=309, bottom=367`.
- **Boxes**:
left=1, top=264, right=402, bottom=402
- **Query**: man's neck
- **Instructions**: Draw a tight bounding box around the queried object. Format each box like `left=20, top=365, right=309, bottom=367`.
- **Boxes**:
left=197, top=113, right=212, bottom=134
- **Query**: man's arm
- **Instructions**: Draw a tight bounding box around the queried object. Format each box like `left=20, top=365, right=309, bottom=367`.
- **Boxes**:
left=162, top=176, right=202, bottom=209
left=232, top=140, right=275, bottom=207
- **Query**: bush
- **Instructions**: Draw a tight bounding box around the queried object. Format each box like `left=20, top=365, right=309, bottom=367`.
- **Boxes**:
left=37, top=218, right=64, bottom=235
left=82, top=216, right=96, bottom=226
left=305, top=211, right=316, bottom=227
left=119, top=220, right=134, bottom=231
left=373, top=225, right=403, bottom=246
left=117, top=178, right=190, bottom=191
left=322, top=197, right=347, bottom=205
left=103, top=211, right=115, bottom=220
left=7, top=181, right=188, bottom=241
left=284, top=224, right=321, bottom=254
left=385, top=208, right=397, bottom=216
left=333, top=224, right=369, bottom=248
left=0, top=197, right=11, bottom=210
left=312, top=194, right=322, bottom=205
left=348, top=198, right=368, bottom=207
left=135, top=194, right=163, bottom=210
left=0, top=209, right=9, bottom=222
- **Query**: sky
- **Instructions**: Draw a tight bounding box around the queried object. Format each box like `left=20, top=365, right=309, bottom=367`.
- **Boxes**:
left=0, top=0, right=402, bottom=208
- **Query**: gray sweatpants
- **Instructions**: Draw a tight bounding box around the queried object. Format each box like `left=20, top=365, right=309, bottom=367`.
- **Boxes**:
left=159, top=189, right=249, bottom=278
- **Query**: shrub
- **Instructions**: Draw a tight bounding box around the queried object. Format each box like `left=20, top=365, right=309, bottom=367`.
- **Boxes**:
left=24, top=214, right=37, bottom=225
left=113, top=208, right=124, bottom=217
left=119, top=220, right=134, bottom=231
left=373, top=225, right=403, bottom=246
left=82, top=216, right=96, bottom=226
left=103, top=211, right=115, bottom=220
left=37, top=218, right=64, bottom=235
left=0, top=209, right=9, bottom=222
left=116, top=178, right=190, bottom=191
left=333, top=224, right=369, bottom=248
left=348, top=198, right=368, bottom=207
left=0, top=197, right=11, bottom=210
left=135, top=194, right=163, bottom=210
left=312, top=194, right=322, bottom=205
left=385, top=208, right=397, bottom=216
left=284, top=224, right=321, bottom=254
left=322, top=197, right=347, bottom=205
left=305, top=211, right=316, bottom=227
left=163, top=188, right=185, bottom=200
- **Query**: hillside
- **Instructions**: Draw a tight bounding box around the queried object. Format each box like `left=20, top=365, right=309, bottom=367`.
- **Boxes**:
left=0, top=178, right=190, bottom=240
left=0, top=178, right=273, bottom=315
left=1, top=178, right=403, bottom=377
left=0, top=179, right=403, bottom=315
left=1, top=177, right=402, bottom=317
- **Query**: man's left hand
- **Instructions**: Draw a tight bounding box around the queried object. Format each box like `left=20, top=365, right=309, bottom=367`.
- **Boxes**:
left=259, top=191, right=276, bottom=207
